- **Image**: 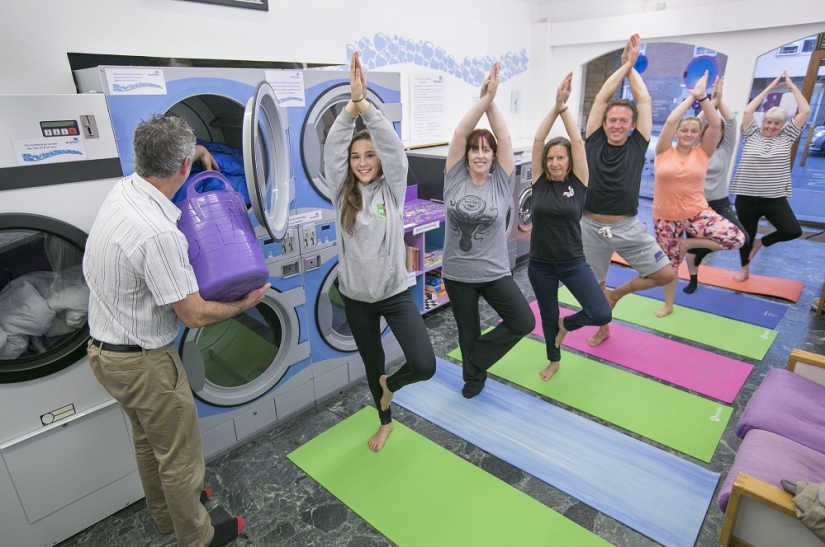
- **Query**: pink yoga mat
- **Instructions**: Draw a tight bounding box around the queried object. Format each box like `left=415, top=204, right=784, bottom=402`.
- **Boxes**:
left=530, top=301, right=753, bottom=403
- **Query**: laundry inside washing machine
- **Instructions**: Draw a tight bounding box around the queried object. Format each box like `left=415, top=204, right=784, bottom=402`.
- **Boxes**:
left=0, top=227, right=88, bottom=362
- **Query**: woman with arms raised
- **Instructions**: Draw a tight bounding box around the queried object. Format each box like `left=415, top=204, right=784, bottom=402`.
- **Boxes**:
left=528, top=73, right=611, bottom=381
left=730, top=71, right=810, bottom=282
left=651, top=71, right=745, bottom=317
left=441, top=62, right=534, bottom=399
left=324, top=53, right=435, bottom=452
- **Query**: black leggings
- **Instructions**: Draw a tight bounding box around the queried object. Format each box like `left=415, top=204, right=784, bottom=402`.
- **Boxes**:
left=734, top=195, right=802, bottom=266
left=443, top=276, right=535, bottom=385
left=687, top=197, right=749, bottom=266
left=341, top=289, right=436, bottom=425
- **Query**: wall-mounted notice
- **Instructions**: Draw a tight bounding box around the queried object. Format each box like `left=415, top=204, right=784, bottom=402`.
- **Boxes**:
left=13, top=136, right=87, bottom=166
left=104, top=68, right=167, bottom=95
left=410, top=75, right=445, bottom=144
left=265, top=70, right=306, bottom=108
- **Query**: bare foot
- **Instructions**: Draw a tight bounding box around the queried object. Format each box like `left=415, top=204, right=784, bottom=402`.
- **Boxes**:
left=587, top=324, right=610, bottom=347
left=748, top=238, right=763, bottom=261
left=554, top=317, right=568, bottom=348
left=654, top=304, right=673, bottom=318
left=378, top=374, right=393, bottom=411
left=368, top=422, right=394, bottom=452
left=539, top=362, right=560, bottom=381
left=733, top=265, right=750, bottom=282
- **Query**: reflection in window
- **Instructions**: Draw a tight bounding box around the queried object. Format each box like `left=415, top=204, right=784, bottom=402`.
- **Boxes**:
left=197, top=303, right=282, bottom=388
left=0, top=230, right=87, bottom=360
left=328, top=278, right=351, bottom=337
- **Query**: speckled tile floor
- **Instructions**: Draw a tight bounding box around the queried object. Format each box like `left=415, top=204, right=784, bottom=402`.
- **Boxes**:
left=56, top=200, right=825, bottom=547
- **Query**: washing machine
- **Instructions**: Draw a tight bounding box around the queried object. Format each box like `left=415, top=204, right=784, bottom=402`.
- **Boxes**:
left=300, top=223, right=403, bottom=400
left=280, top=69, right=402, bottom=229
left=75, top=66, right=316, bottom=460
left=176, top=223, right=313, bottom=461
left=515, top=153, right=533, bottom=265
left=0, top=94, right=143, bottom=547
left=407, top=144, right=516, bottom=270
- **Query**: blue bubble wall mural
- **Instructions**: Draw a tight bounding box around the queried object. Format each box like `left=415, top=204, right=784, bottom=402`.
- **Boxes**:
left=321, top=34, right=529, bottom=85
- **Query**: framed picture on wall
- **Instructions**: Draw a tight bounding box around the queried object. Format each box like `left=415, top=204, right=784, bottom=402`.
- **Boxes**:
left=182, top=0, right=268, bottom=11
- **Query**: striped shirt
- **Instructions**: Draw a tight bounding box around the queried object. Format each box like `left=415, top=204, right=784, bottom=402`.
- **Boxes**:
left=730, top=118, right=802, bottom=199
left=83, top=174, right=198, bottom=349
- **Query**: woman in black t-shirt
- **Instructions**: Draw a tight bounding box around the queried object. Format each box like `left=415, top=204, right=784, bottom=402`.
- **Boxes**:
left=528, top=73, right=612, bottom=380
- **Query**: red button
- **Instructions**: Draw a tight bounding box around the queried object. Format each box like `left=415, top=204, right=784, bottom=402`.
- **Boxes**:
left=69, top=128, right=77, bottom=134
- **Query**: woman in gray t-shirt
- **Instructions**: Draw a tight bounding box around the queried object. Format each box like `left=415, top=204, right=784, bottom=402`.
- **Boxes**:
left=442, top=62, right=535, bottom=399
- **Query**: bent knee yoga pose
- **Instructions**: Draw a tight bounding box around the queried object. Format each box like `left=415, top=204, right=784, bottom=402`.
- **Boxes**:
left=528, top=72, right=611, bottom=381
left=324, top=52, right=435, bottom=452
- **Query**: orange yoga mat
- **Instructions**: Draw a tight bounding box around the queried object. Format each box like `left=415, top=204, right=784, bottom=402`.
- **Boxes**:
left=611, top=253, right=804, bottom=303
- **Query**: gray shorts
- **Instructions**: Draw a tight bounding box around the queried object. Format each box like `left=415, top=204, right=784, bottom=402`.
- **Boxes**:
left=580, top=214, right=669, bottom=284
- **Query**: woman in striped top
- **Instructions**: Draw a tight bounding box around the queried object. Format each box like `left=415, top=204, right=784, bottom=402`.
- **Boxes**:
left=730, top=71, right=810, bottom=282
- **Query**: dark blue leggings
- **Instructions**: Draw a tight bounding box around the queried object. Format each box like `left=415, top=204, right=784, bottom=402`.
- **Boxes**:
left=341, top=289, right=436, bottom=425
left=443, top=276, right=535, bottom=385
left=528, top=259, right=612, bottom=363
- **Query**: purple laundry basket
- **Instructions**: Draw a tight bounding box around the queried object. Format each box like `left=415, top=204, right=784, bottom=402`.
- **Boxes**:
left=177, top=171, right=268, bottom=302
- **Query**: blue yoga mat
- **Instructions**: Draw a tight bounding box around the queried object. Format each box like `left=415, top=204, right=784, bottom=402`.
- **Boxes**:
left=607, top=266, right=787, bottom=329
left=394, top=360, right=720, bottom=547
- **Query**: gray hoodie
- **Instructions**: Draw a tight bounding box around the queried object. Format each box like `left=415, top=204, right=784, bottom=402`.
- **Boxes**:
left=324, top=105, right=409, bottom=303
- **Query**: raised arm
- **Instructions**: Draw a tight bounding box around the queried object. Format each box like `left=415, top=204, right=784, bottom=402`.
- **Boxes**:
left=485, top=100, right=514, bottom=177
left=712, top=76, right=736, bottom=122
left=784, top=71, right=812, bottom=129
left=324, top=53, right=368, bottom=200
left=742, top=73, right=783, bottom=130
left=586, top=34, right=640, bottom=138
left=696, top=75, right=722, bottom=157
left=446, top=63, right=499, bottom=172
left=532, top=74, right=568, bottom=183
left=627, top=67, right=652, bottom=140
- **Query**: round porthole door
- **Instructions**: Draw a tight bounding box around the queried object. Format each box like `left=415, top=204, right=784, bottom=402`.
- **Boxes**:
left=0, top=214, right=90, bottom=383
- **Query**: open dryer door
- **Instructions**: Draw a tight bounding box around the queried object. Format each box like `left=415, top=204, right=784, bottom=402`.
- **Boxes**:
left=243, top=81, right=294, bottom=242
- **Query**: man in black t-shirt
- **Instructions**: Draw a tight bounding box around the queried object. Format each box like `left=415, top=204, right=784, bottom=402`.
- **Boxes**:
left=580, top=34, right=675, bottom=347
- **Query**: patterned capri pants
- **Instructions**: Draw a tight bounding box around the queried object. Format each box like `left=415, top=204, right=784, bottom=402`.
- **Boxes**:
left=653, top=208, right=745, bottom=270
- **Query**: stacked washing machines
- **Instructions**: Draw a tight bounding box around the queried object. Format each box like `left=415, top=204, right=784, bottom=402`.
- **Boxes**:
left=514, top=152, right=533, bottom=264
left=73, top=65, right=406, bottom=460
left=74, top=66, right=317, bottom=461
left=0, top=94, right=143, bottom=547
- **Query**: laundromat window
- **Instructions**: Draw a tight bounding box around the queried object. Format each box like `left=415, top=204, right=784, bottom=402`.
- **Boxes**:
left=197, top=303, right=282, bottom=388
left=0, top=229, right=87, bottom=360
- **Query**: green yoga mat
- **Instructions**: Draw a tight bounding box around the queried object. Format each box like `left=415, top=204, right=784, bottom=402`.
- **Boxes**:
left=558, top=286, right=776, bottom=360
left=288, top=408, right=608, bottom=547
left=449, top=337, right=731, bottom=462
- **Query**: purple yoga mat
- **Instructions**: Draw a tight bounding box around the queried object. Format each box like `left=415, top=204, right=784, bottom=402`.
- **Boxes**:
left=530, top=301, right=753, bottom=403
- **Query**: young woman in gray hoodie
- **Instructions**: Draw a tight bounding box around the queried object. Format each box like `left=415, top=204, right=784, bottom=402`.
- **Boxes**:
left=324, top=52, right=435, bottom=452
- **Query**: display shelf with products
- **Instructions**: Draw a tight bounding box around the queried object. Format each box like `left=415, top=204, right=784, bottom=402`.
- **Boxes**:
left=403, top=185, right=448, bottom=314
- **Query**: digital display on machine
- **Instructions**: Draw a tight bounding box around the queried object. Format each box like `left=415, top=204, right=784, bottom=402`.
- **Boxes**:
left=39, top=120, right=80, bottom=137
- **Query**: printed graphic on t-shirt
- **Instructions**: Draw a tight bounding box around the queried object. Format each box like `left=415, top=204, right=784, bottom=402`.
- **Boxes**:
left=563, top=185, right=574, bottom=198
left=447, top=195, right=498, bottom=252
left=376, top=202, right=386, bottom=218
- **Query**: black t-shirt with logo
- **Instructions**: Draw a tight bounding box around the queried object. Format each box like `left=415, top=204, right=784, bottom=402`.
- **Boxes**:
left=584, top=126, right=649, bottom=217
left=530, top=172, right=587, bottom=263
